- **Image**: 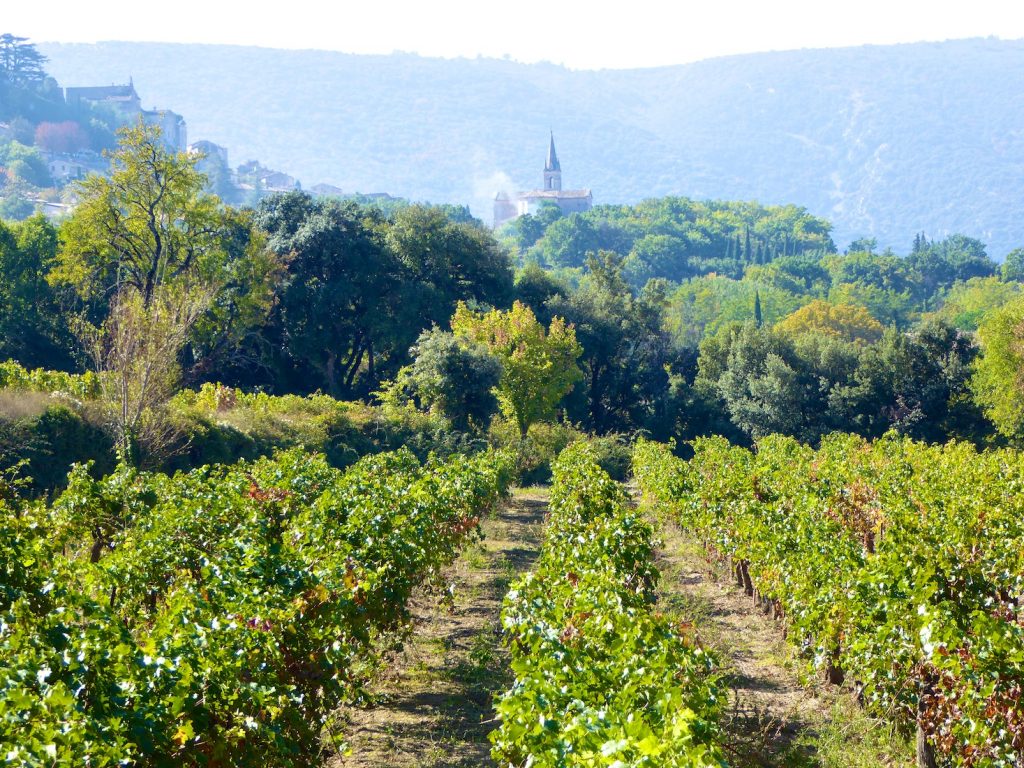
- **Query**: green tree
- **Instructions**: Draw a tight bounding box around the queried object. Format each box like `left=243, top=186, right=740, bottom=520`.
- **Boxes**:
left=498, top=201, right=562, bottom=255
left=0, top=192, right=32, bottom=221
left=665, top=275, right=806, bottom=347
left=744, top=255, right=831, bottom=296
left=452, top=300, right=582, bottom=436
left=185, top=207, right=282, bottom=380
left=972, top=295, right=1024, bottom=438
left=53, top=122, right=232, bottom=309
left=827, top=281, right=915, bottom=328
left=0, top=34, right=47, bottom=86
left=48, top=125, right=275, bottom=460
left=713, top=322, right=818, bottom=441
left=385, top=204, right=513, bottom=331
left=906, top=234, right=996, bottom=307
left=0, top=215, right=75, bottom=368
left=0, top=141, right=51, bottom=188
left=839, top=322, right=981, bottom=442
left=397, top=327, right=501, bottom=432
left=623, top=233, right=689, bottom=285
left=547, top=252, right=678, bottom=435
left=528, top=213, right=604, bottom=268
left=932, top=276, right=1022, bottom=331
left=255, top=192, right=397, bottom=395
left=86, top=284, right=212, bottom=465
left=845, top=237, right=877, bottom=255
left=1001, top=247, right=1024, bottom=282
left=252, top=194, right=512, bottom=396
left=52, top=123, right=278, bottom=377
left=513, top=261, right=568, bottom=320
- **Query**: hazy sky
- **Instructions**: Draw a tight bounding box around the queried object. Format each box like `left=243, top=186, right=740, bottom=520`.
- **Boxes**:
left=8, top=0, right=1024, bottom=69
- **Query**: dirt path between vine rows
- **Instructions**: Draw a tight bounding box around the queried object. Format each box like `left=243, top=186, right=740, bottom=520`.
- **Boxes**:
left=649, top=505, right=911, bottom=768
left=329, top=487, right=547, bottom=768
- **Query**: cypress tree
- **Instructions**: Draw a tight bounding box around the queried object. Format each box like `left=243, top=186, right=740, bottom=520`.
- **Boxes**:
left=754, top=291, right=763, bottom=327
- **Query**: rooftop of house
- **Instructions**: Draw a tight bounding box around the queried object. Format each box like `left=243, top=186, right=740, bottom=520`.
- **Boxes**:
left=65, top=84, right=139, bottom=102
left=189, top=140, right=226, bottom=152
left=310, top=183, right=346, bottom=196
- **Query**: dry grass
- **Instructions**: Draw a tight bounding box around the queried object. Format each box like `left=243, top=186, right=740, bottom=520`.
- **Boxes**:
left=0, top=390, right=52, bottom=422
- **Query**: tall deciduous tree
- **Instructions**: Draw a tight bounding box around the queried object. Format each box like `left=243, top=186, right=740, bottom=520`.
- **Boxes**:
left=49, top=125, right=275, bottom=462
left=385, top=204, right=514, bottom=330
left=34, top=121, right=90, bottom=154
left=547, top=251, right=678, bottom=435
left=52, top=123, right=276, bottom=376
left=775, top=299, right=884, bottom=344
left=0, top=215, right=75, bottom=369
left=86, top=284, right=213, bottom=465
left=253, top=193, right=512, bottom=397
left=54, top=122, right=232, bottom=309
left=972, top=296, right=1024, bottom=439
left=451, top=300, right=582, bottom=436
left=1001, top=248, right=1024, bottom=283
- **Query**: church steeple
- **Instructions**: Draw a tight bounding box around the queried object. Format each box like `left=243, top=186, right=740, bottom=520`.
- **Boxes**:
left=543, top=132, right=562, bottom=191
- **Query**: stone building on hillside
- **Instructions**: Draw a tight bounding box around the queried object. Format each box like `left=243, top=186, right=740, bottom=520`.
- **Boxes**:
left=64, top=80, right=187, bottom=152
left=65, top=83, right=141, bottom=118
left=142, top=108, right=187, bottom=152
left=188, top=140, right=229, bottom=166
left=493, top=133, right=592, bottom=228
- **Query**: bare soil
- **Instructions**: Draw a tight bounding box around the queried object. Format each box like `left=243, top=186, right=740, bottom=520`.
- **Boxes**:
left=328, top=487, right=547, bottom=768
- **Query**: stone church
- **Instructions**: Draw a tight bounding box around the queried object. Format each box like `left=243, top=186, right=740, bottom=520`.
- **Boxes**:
left=493, top=133, right=592, bottom=228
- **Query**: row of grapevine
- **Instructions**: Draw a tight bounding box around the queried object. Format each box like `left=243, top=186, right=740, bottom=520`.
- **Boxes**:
left=491, top=442, right=725, bottom=767
left=633, top=435, right=1024, bottom=767
left=1, top=446, right=513, bottom=766
left=0, top=360, right=100, bottom=400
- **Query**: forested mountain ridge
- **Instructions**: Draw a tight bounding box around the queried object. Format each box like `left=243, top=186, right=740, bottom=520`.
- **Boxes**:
left=36, top=37, right=1024, bottom=256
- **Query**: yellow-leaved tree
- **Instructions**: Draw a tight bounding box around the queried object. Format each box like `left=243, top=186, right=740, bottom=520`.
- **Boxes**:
left=451, top=300, right=582, bottom=437
left=775, top=299, right=884, bottom=344
left=971, top=295, right=1024, bottom=439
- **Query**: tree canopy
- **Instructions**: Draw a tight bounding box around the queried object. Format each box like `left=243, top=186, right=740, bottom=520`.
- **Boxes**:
left=53, top=123, right=231, bottom=308
left=972, top=296, right=1024, bottom=439
left=775, top=299, right=884, bottom=344
left=452, top=300, right=582, bottom=436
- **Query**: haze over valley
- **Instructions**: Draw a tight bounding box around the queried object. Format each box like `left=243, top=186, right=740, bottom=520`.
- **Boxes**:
left=40, top=37, right=1024, bottom=256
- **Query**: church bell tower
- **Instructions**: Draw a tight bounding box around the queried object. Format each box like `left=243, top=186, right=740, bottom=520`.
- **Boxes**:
left=543, top=132, right=562, bottom=191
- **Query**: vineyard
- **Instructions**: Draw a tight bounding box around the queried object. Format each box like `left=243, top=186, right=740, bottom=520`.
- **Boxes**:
left=3, top=431, right=1024, bottom=766
left=1, top=447, right=512, bottom=766
left=6, top=26, right=1024, bottom=768
left=491, top=443, right=723, bottom=767
left=634, top=435, right=1024, bottom=768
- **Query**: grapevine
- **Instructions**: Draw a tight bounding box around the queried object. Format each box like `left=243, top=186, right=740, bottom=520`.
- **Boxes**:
left=634, top=435, right=1024, bottom=767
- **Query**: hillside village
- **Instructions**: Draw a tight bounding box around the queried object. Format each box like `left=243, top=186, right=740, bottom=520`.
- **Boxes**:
left=0, top=35, right=352, bottom=219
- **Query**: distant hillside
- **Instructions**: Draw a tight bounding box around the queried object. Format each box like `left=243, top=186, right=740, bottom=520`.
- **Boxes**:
left=39, top=38, right=1024, bottom=256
